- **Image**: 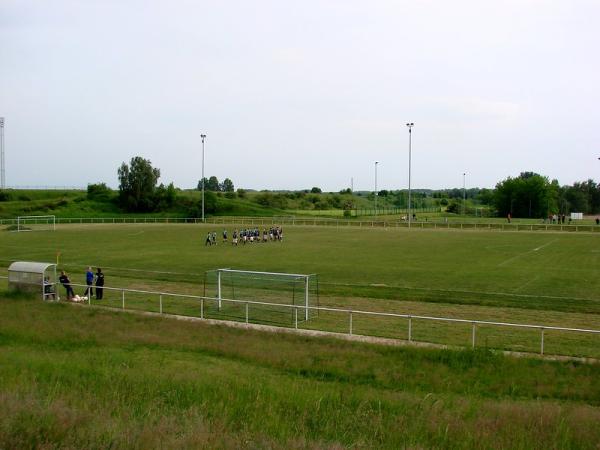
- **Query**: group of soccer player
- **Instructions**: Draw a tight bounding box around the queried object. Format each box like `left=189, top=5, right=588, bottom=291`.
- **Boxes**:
left=205, top=227, right=283, bottom=246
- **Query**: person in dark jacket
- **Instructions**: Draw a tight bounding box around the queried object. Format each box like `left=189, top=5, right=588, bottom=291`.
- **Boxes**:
left=59, top=270, right=74, bottom=300
left=95, top=268, right=105, bottom=300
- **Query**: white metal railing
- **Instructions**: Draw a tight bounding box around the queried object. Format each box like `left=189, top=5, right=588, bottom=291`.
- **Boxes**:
left=57, top=282, right=600, bottom=358
left=1, top=216, right=599, bottom=232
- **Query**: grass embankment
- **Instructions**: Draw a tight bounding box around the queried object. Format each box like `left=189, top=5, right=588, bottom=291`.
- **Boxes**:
left=0, top=189, right=286, bottom=219
left=1, top=296, right=600, bottom=449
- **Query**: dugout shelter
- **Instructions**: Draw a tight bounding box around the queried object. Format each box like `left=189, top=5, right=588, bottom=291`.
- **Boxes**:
left=8, top=261, right=58, bottom=301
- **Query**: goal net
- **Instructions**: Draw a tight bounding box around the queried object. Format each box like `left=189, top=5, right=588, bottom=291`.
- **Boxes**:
left=16, top=215, right=56, bottom=232
left=203, top=269, right=319, bottom=325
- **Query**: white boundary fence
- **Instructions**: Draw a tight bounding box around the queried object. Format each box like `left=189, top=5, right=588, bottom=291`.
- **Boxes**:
left=37, top=281, right=600, bottom=358
left=1, top=216, right=600, bottom=232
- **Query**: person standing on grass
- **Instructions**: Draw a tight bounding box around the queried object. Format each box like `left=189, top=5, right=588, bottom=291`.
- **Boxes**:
left=84, top=266, right=94, bottom=297
left=59, top=270, right=74, bottom=300
left=95, top=268, right=105, bottom=300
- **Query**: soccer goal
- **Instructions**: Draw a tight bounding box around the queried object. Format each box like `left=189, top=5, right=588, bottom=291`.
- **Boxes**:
left=16, top=215, right=56, bottom=232
left=203, top=269, right=319, bottom=324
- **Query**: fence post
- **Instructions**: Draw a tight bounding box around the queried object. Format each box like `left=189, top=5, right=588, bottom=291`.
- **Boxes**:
left=159, top=294, right=163, bottom=314
left=540, top=327, right=545, bottom=355
left=245, top=302, right=249, bottom=324
left=294, top=307, right=298, bottom=329
left=201, top=298, right=204, bottom=319
left=121, top=290, right=125, bottom=310
left=349, top=311, right=353, bottom=335
left=408, top=315, right=412, bottom=342
left=472, top=322, right=476, bottom=348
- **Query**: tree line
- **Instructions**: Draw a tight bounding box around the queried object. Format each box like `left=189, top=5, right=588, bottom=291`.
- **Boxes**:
left=108, top=156, right=600, bottom=217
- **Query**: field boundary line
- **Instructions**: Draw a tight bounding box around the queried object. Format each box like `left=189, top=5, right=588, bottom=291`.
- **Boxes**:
left=498, top=239, right=558, bottom=267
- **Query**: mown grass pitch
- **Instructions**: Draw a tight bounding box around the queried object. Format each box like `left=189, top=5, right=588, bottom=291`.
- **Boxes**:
left=2, top=223, right=600, bottom=356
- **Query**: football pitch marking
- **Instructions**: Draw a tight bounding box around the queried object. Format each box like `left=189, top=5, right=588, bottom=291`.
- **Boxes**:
left=513, top=275, right=539, bottom=293
left=497, top=239, right=558, bottom=267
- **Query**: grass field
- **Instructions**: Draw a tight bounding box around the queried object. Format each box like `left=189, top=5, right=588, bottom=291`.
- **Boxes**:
left=1, top=223, right=600, bottom=357
left=1, top=297, right=600, bottom=449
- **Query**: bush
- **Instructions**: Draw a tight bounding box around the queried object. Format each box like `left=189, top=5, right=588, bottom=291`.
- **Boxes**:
left=254, top=192, right=288, bottom=209
left=0, top=190, right=12, bottom=202
left=87, top=183, right=112, bottom=201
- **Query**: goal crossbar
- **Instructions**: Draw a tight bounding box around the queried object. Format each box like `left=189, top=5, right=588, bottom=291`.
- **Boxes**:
left=216, top=268, right=313, bottom=278
left=214, top=268, right=315, bottom=321
left=16, top=215, right=56, bottom=232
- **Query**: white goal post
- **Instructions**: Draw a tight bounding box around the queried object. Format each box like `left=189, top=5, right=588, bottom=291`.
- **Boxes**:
left=212, top=268, right=316, bottom=321
left=16, top=215, right=56, bottom=232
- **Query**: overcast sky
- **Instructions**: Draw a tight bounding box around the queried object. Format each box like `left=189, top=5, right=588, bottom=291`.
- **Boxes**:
left=1, top=0, right=599, bottom=191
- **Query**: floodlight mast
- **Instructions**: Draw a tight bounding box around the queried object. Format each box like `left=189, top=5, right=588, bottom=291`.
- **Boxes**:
left=374, top=161, right=379, bottom=216
left=406, top=123, right=414, bottom=228
left=463, top=172, right=467, bottom=216
left=201, top=134, right=206, bottom=222
left=0, top=117, right=5, bottom=189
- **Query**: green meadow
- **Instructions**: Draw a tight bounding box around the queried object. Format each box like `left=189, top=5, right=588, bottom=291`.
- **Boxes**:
left=1, top=297, right=600, bottom=449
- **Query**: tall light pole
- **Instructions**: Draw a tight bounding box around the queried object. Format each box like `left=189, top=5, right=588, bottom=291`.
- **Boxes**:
left=201, top=133, right=206, bottom=222
left=374, top=161, right=379, bottom=216
left=406, top=123, right=414, bottom=227
left=463, top=172, right=466, bottom=216
left=0, top=117, right=5, bottom=189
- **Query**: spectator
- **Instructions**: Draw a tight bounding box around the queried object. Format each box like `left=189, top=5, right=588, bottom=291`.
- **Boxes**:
left=43, top=276, right=55, bottom=300
left=59, top=270, right=74, bottom=300
left=95, top=268, right=105, bottom=300
left=84, top=266, right=94, bottom=298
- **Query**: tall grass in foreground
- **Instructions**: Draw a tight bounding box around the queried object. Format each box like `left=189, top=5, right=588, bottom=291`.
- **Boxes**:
left=1, top=296, right=600, bottom=449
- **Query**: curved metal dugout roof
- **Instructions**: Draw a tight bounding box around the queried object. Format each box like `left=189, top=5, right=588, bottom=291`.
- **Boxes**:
left=8, top=261, right=56, bottom=274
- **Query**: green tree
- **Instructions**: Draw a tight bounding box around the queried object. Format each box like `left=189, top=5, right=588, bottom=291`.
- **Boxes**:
left=310, top=187, right=322, bottom=194
left=221, top=178, right=235, bottom=192
left=494, top=172, right=556, bottom=218
left=563, top=179, right=600, bottom=214
left=118, top=157, right=161, bottom=212
left=197, top=177, right=208, bottom=191
left=154, top=182, right=177, bottom=209
left=477, top=188, right=494, bottom=206
left=207, top=176, right=220, bottom=192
